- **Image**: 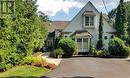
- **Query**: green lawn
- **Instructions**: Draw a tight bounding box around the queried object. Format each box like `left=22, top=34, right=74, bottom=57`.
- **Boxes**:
left=0, top=65, right=50, bottom=78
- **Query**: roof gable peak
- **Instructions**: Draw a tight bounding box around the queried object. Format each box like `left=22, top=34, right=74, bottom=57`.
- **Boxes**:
left=84, top=1, right=100, bottom=13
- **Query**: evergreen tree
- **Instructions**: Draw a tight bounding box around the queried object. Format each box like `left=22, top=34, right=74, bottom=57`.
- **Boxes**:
left=97, top=12, right=104, bottom=50
left=125, top=1, right=130, bottom=36
left=115, top=0, right=128, bottom=40
left=0, top=0, right=48, bottom=69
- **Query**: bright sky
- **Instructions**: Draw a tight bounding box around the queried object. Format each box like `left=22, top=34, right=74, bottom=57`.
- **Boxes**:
left=37, top=0, right=130, bottom=21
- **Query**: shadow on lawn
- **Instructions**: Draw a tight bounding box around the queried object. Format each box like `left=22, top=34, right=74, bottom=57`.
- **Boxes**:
left=41, top=76, right=94, bottom=78
left=0, top=76, right=37, bottom=78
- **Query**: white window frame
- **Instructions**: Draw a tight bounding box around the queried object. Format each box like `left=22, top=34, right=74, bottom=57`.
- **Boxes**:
left=47, top=40, right=53, bottom=46
left=64, top=34, right=68, bottom=38
left=83, top=15, right=95, bottom=28
left=75, top=37, right=90, bottom=52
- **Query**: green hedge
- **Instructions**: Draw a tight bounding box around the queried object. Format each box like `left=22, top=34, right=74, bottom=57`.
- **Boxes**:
left=58, top=38, right=78, bottom=57
left=109, top=37, right=130, bottom=57
left=49, top=48, right=64, bottom=58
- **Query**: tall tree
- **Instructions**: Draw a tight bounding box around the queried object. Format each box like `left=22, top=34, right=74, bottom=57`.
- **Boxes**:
left=97, top=12, right=104, bottom=50
left=0, top=0, right=48, bottom=70
left=115, top=0, right=128, bottom=40
left=125, top=1, right=130, bottom=36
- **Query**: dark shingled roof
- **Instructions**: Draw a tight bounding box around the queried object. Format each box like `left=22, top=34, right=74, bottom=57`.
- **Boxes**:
left=47, top=21, right=69, bottom=32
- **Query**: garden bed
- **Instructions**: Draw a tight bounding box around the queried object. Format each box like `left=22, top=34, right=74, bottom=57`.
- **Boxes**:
left=42, top=52, right=62, bottom=66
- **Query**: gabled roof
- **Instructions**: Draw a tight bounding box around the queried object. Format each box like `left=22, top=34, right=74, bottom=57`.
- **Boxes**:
left=47, top=21, right=69, bottom=32
left=62, top=1, right=101, bottom=31
left=69, top=1, right=100, bottom=21
left=48, top=1, right=112, bottom=33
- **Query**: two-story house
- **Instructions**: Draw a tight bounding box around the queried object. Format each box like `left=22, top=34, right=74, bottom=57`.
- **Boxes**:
left=47, top=1, right=116, bottom=53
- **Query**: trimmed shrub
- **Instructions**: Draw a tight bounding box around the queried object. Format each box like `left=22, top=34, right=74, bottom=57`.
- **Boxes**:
left=58, top=38, right=78, bottom=57
left=109, top=37, right=130, bottom=57
left=123, top=46, right=130, bottom=56
left=49, top=48, right=64, bottom=58
left=54, top=36, right=63, bottom=49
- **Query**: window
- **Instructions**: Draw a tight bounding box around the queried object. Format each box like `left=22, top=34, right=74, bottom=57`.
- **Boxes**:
left=77, top=38, right=82, bottom=42
left=77, top=38, right=82, bottom=50
left=64, top=34, right=68, bottom=38
left=47, top=40, right=53, bottom=46
left=90, top=16, right=94, bottom=26
left=104, top=36, right=108, bottom=40
left=76, top=38, right=89, bottom=52
left=84, top=16, right=94, bottom=27
left=0, top=0, right=15, bottom=18
left=85, top=16, right=89, bottom=26
left=83, top=38, right=88, bottom=50
left=111, top=35, right=114, bottom=39
left=72, top=38, right=75, bottom=41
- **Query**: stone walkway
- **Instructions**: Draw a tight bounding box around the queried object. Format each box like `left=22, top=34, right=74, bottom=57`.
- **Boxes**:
left=42, top=52, right=62, bottom=66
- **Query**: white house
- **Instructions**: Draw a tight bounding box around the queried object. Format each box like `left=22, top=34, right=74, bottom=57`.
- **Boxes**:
left=47, top=1, right=116, bottom=53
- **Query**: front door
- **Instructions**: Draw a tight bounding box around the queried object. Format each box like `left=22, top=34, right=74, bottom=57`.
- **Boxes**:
left=76, top=38, right=90, bottom=52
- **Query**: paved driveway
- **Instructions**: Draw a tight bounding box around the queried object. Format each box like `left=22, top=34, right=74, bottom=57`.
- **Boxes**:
left=42, top=57, right=130, bottom=78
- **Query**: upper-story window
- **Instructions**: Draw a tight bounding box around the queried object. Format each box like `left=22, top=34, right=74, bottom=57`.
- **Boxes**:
left=83, top=11, right=95, bottom=28
left=85, top=16, right=94, bottom=26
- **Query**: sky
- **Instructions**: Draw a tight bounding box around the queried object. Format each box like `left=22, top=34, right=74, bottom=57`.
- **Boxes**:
left=37, top=0, right=130, bottom=21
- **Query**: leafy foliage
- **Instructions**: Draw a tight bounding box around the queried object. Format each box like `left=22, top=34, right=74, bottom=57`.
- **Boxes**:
left=90, top=45, right=107, bottom=57
left=95, top=50, right=108, bottom=57
left=58, top=38, right=78, bottom=57
left=123, top=1, right=130, bottom=37
left=109, top=37, right=130, bottom=57
left=97, top=12, right=104, bottom=50
left=0, top=0, right=48, bottom=70
left=49, top=48, right=64, bottom=58
left=90, top=45, right=97, bottom=55
left=108, top=9, right=116, bottom=19
left=23, top=56, right=46, bottom=65
left=54, top=36, right=63, bottom=49
left=115, top=0, right=128, bottom=40
left=108, top=1, right=130, bottom=38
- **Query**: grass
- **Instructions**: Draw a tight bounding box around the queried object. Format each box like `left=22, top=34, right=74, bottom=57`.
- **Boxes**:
left=0, top=65, right=50, bottom=78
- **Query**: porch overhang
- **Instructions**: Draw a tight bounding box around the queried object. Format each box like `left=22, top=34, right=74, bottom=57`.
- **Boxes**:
left=70, top=30, right=92, bottom=38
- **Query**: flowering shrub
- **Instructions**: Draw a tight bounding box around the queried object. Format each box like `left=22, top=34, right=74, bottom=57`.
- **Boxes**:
left=44, top=63, right=57, bottom=70
left=23, top=56, right=57, bottom=70
left=32, top=61, right=57, bottom=70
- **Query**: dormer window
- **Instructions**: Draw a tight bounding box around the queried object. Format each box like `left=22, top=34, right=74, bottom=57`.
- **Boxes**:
left=83, top=11, right=95, bottom=28
left=85, top=16, right=94, bottom=26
